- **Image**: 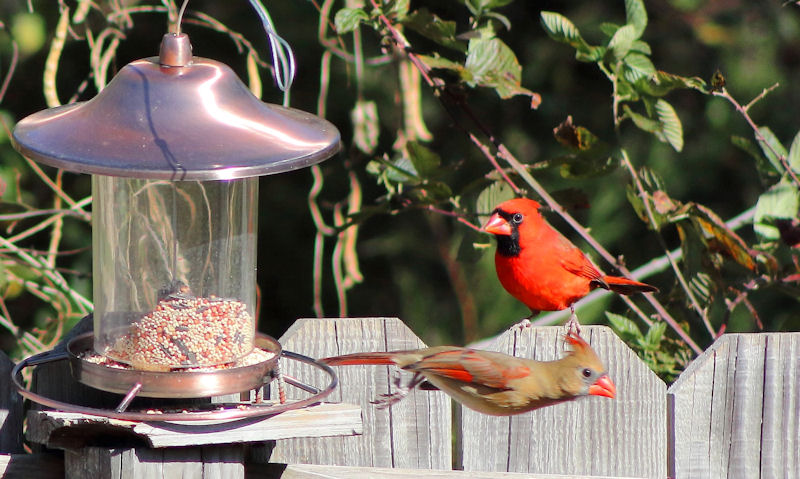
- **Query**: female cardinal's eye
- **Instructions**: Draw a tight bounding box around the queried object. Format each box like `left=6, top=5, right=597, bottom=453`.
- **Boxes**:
left=512, top=213, right=523, bottom=224
left=581, top=368, right=592, bottom=378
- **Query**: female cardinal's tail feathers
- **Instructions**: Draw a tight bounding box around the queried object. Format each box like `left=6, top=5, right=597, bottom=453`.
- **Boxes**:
left=596, top=275, right=658, bottom=295
left=320, top=352, right=398, bottom=366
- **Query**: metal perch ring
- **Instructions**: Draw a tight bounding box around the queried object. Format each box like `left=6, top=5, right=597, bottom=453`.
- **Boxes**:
left=11, top=333, right=337, bottom=422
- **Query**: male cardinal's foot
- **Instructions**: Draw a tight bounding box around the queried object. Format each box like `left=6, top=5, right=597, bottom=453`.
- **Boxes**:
left=513, top=318, right=532, bottom=331
left=511, top=310, right=541, bottom=332
left=565, top=307, right=581, bottom=337
left=371, top=372, right=425, bottom=409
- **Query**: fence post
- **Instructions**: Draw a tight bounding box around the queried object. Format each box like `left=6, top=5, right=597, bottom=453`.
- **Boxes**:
left=460, top=325, right=666, bottom=478
left=265, top=317, right=452, bottom=470
left=0, top=352, right=23, bottom=454
left=668, top=333, right=800, bottom=478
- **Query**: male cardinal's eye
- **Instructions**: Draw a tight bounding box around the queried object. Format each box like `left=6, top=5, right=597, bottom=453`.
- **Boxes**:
left=512, top=213, right=523, bottom=224
left=581, top=368, right=592, bottom=378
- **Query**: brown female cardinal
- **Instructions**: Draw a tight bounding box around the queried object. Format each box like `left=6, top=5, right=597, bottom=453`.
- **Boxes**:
left=482, top=198, right=657, bottom=330
left=320, top=332, right=615, bottom=416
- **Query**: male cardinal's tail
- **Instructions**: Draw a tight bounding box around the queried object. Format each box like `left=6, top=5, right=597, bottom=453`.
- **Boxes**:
left=320, top=352, right=398, bottom=366
left=597, top=275, right=658, bottom=295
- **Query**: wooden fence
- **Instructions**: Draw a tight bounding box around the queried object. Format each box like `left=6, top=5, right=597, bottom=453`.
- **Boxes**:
left=0, top=317, right=797, bottom=478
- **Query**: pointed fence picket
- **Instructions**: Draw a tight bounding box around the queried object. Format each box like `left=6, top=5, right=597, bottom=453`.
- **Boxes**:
left=668, top=332, right=800, bottom=479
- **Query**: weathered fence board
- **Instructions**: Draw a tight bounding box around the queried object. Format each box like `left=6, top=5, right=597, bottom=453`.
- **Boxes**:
left=249, top=462, right=639, bottom=478
left=460, top=326, right=666, bottom=478
left=267, top=317, right=452, bottom=470
left=64, top=446, right=244, bottom=478
left=0, top=353, right=23, bottom=453
left=28, top=402, right=360, bottom=448
left=668, top=333, right=800, bottom=479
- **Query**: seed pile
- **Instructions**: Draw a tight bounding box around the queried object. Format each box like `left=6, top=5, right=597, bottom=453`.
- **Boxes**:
left=108, top=295, right=255, bottom=370
left=84, top=347, right=274, bottom=372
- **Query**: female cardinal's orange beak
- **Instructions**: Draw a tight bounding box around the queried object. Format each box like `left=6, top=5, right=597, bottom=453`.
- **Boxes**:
left=483, top=213, right=512, bottom=235
left=588, top=375, right=616, bottom=398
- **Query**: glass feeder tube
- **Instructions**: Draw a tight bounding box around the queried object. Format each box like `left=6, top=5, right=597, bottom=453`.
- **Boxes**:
left=93, top=176, right=258, bottom=369
left=12, top=33, right=340, bottom=372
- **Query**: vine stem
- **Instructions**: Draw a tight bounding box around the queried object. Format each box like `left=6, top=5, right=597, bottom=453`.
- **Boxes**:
left=619, top=149, right=715, bottom=339
left=713, top=84, right=800, bottom=188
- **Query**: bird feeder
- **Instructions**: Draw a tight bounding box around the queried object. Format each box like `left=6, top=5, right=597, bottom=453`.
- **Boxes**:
left=10, top=33, right=340, bottom=417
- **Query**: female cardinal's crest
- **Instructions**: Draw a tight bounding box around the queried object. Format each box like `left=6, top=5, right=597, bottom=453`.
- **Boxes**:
left=564, top=332, right=591, bottom=354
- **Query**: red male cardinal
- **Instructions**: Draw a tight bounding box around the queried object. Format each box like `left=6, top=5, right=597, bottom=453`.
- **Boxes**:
left=482, top=198, right=657, bottom=330
left=321, top=332, right=615, bottom=416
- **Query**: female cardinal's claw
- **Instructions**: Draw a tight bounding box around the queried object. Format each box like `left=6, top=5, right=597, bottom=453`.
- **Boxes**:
left=372, top=391, right=408, bottom=409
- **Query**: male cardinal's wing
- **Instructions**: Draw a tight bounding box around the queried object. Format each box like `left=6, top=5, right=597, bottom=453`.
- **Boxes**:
left=408, top=349, right=529, bottom=390
left=547, top=231, right=605, bottom=282
left=560, top=249, right=604, bottom=283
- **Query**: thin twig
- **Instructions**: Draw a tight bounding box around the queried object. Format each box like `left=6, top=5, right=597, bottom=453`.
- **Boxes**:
left=620, top=150, right=714, bottom=338
left=713, top=85, right=800, bottom=187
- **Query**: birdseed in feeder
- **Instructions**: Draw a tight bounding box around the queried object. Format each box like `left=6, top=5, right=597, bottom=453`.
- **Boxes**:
left=107, top=294, right=255, bottom=371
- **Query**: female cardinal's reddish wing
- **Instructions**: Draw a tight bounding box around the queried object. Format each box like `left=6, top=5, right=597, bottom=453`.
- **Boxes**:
left=408, top=349, right=529, bottom=389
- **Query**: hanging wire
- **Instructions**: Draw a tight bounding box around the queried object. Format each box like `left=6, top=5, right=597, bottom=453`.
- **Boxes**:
left=247, top=0, right=296, bottom=106
left=175, top=0, right=190, bottom=34
left=170, top=0, right=295, bottom=104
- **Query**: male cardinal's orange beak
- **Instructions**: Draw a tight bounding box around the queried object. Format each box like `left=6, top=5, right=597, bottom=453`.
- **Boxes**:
left=588, top=375, right=616, bottom=398
left=482, top=213, right=512, bottom=235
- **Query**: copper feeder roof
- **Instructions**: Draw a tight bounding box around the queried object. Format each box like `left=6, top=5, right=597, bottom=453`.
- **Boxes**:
left=12, top=33, right=341, bottom=180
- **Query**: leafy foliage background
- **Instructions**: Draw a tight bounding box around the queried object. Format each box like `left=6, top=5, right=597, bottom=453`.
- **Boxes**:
left=0, top=0, right=798, bottom=381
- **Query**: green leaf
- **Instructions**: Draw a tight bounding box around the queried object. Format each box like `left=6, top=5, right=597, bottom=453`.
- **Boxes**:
left=406, top=142, right=441, bottom=178
left=688, top=271, right=713, bottom=305
left=687, top=203, right=757, bottom=271
left=787, top=130, right=800, bottom=174
left=625, top=0, right=648, bottom=38
left=557, top=154, right=616, bottom=179
left=387, top=156, right=418, bottom=182
left=643, top=321, right=667, bottom=350
left=599, top=23, right=621, bottom=38
left=754, top=179, right=800, bottom=242
left=625, top=167, right=676, bottom=230
left=655, top=99, right=684, bottom=152
left=731, top=135, right=780, bottom=182
left=608, top=24, right=636, bottom=60
left=334, top=8, right=369, bottom=34
left=622, top=52, right=655, bottom=83
left=464, top=37, right=540, bottom=104
left=417, top=54, right=467, bottom=75
left=404, top=9, right=465, bottom=52
left=476, top=181, right=515, bottom=223
left=624, top=105, right=659, bottom=134
left=464, top=0, right=515, bottom=13
left=540, top=11, right=582, bottom=44
left=552, top=116, right=600, bottom=151
left=631, top=40, right=652, bottom=55
left=756, top=126, right=788, bottom=174
left=636, top=71, right=707, bottom=97
left=606, top=312, right=642, bottom=340
left=386, top=0, right=410, bottom=20
left=351, top=100, right=379, bottom=154
left=540, top=11, right=604, bottom=62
